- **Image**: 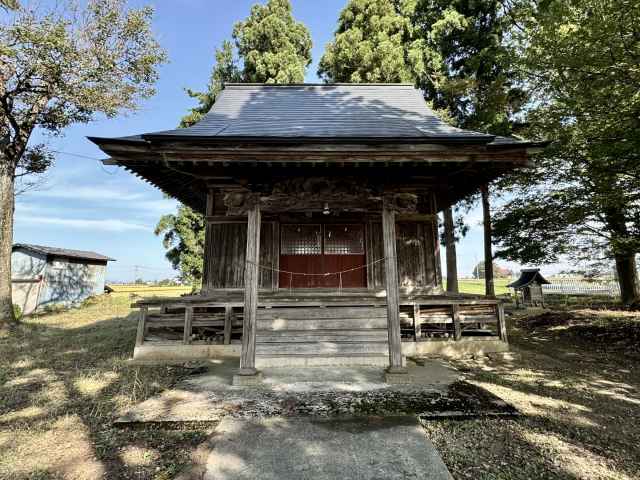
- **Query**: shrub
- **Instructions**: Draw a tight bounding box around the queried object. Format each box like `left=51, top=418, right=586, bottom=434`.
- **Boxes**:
left=12, top=304, right=22, bottom=320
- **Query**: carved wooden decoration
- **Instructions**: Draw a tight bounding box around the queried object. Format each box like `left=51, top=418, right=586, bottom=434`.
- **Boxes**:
left=223, top=177, right=418, bottom=215
left=382, top=193, right=418, bottom=214
left=224, top=192, right=261, bottom=215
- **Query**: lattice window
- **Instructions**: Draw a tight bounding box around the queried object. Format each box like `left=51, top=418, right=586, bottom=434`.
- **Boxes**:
left=280, top=224, right=322, bottom=255
left=324, top=224, right=364, bottom=255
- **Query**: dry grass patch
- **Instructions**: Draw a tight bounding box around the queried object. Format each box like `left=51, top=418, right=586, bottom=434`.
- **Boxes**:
left=422, top=307, right=640, bottom=480
left=0, top=294, right=213, bottom=480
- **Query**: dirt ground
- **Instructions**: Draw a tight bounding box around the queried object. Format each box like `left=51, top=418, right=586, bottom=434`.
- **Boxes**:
left=1, top=296, right=639, bottom=479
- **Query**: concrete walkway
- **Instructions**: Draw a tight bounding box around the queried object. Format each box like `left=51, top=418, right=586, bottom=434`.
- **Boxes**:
left=202, top=416, right=453, bottom=480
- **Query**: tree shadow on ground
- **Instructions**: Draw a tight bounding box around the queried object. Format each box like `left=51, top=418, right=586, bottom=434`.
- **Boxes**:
left=0, top=296, right=212, bottom=479
left=422, top=315, right=640, bottom=480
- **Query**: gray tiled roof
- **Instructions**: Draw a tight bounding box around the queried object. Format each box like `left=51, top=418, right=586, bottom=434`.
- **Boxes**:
left=13, top=244, right=115, bottom=262
left=507, top=269, right=551, bottom=288
left=143, top=84, right=495, bottom=141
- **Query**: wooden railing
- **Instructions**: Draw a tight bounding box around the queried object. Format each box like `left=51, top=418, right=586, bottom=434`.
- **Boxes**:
left=132, top=292, right=507, bottom=347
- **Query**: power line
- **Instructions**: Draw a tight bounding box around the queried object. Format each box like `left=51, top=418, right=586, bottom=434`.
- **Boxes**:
left=51, top=149, right=118, bottom=176
left=109, top=264, right=173, bottom=272
left=51, top=150, right=101, bottom=161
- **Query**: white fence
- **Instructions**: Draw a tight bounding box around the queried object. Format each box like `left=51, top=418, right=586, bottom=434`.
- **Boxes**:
left=542, top=280, right=620, bottom=297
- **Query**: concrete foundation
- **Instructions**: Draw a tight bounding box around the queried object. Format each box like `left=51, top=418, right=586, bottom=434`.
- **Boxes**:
left=233, top=371, right=264, bottom=386
left=402, top=338, right=508, bottom=358
left=130, top=339, right=507, bottom=365
left=255, top=354, right=392, bottom=368
left=132, top=344, right=240, bottom=362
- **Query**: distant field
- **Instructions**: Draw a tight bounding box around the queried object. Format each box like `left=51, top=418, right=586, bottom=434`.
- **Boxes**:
left=455, top=278, right=511, bottom=296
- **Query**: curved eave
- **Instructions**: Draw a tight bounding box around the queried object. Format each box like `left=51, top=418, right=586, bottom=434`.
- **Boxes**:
left=89, top=134, right=546, bottom=150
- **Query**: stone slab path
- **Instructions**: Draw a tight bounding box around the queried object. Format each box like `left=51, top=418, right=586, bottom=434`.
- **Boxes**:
left=202, top=416, right=453, bottom=480
left=117, top=360, right=516, bottom=423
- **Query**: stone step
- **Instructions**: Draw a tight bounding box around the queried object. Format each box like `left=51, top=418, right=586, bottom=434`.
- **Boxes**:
left=255, top=353, right=391, bottom=368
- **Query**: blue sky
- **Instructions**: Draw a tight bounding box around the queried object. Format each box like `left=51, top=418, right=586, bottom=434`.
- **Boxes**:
left=15, top=0, right=540, bottom=282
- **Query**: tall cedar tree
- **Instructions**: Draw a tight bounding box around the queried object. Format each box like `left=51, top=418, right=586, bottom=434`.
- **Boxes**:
left=317, top=0, right=429, bottom=83
left=0, top=0, right=166, bottom=326
left=156, top=0, right=312, bottom=283
left=493, top=0, right=640, bottom=304
left=413, top=0, right=526, bottom=135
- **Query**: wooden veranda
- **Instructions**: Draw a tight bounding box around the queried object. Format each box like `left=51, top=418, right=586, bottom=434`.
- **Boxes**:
left=132, top=290, right=507, bottom=367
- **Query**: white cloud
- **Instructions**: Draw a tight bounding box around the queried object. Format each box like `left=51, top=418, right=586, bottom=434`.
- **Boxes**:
left=133, top=198, right=180, bottom=215
left=17, top=186, right=179, bottom=222
left=16, top=215, right=150, bottom=232
left=30, top=185, right=147, bottom=202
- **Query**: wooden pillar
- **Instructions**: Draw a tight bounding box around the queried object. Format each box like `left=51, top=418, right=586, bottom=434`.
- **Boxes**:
left=452, top=304, right=461, bottom=340
left=239, top=200, right=261, bottom=375
left=135, top=306, right=147, bottom=346
left=497, top=303, right=508, bottom=342
left=382, top=199, right=406, bottom=373
left=201, top=190, right=215, bottom=293
left=183, top=306, right=193, bottom=344
left=413, top=304, right=420, bottom=341
left=481, top=184, right=495, bottom=297
left=224, top=305, right=233, bottom=345
left=443, top=207, right=459, bottom=293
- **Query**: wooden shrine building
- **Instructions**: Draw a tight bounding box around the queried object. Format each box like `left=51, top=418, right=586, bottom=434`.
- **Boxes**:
left=90, top=84, right=543, bottom=383
left=508, top=268, right=551, bottom=307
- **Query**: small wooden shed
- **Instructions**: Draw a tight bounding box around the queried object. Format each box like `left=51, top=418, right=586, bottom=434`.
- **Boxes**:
left=508, top=269, right=551, bottom=307
left=11, top=244, right=115, bottom=314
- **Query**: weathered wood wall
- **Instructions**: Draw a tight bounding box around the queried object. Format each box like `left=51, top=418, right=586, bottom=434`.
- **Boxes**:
left=366, top=221, right=439, bottom=290
left=202, top=221, right=278, bottom=290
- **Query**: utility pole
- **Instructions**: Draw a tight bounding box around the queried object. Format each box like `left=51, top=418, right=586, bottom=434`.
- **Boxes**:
left=133, top=265, right=141, bottom=283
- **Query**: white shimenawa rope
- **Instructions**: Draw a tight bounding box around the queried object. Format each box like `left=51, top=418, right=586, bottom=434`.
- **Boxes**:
left=243, top=256, right=391, bottom=293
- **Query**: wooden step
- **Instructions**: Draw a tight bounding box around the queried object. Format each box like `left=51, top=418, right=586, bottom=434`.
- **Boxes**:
left=257, top=317, right=388, bottom=330
left=257, top=329, right=388, bottom=343
left=258, top=306, right=386, bottom=320
left=256, top=341, right=389, bottom=355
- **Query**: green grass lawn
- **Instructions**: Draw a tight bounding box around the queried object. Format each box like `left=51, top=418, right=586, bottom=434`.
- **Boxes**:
left=454, top=278, right=511, bottom=295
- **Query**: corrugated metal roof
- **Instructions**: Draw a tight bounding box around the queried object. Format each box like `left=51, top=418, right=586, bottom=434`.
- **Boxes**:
left=13, top=244, right=115, bottom=262
left=142, top=84, right=496, bottom=141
